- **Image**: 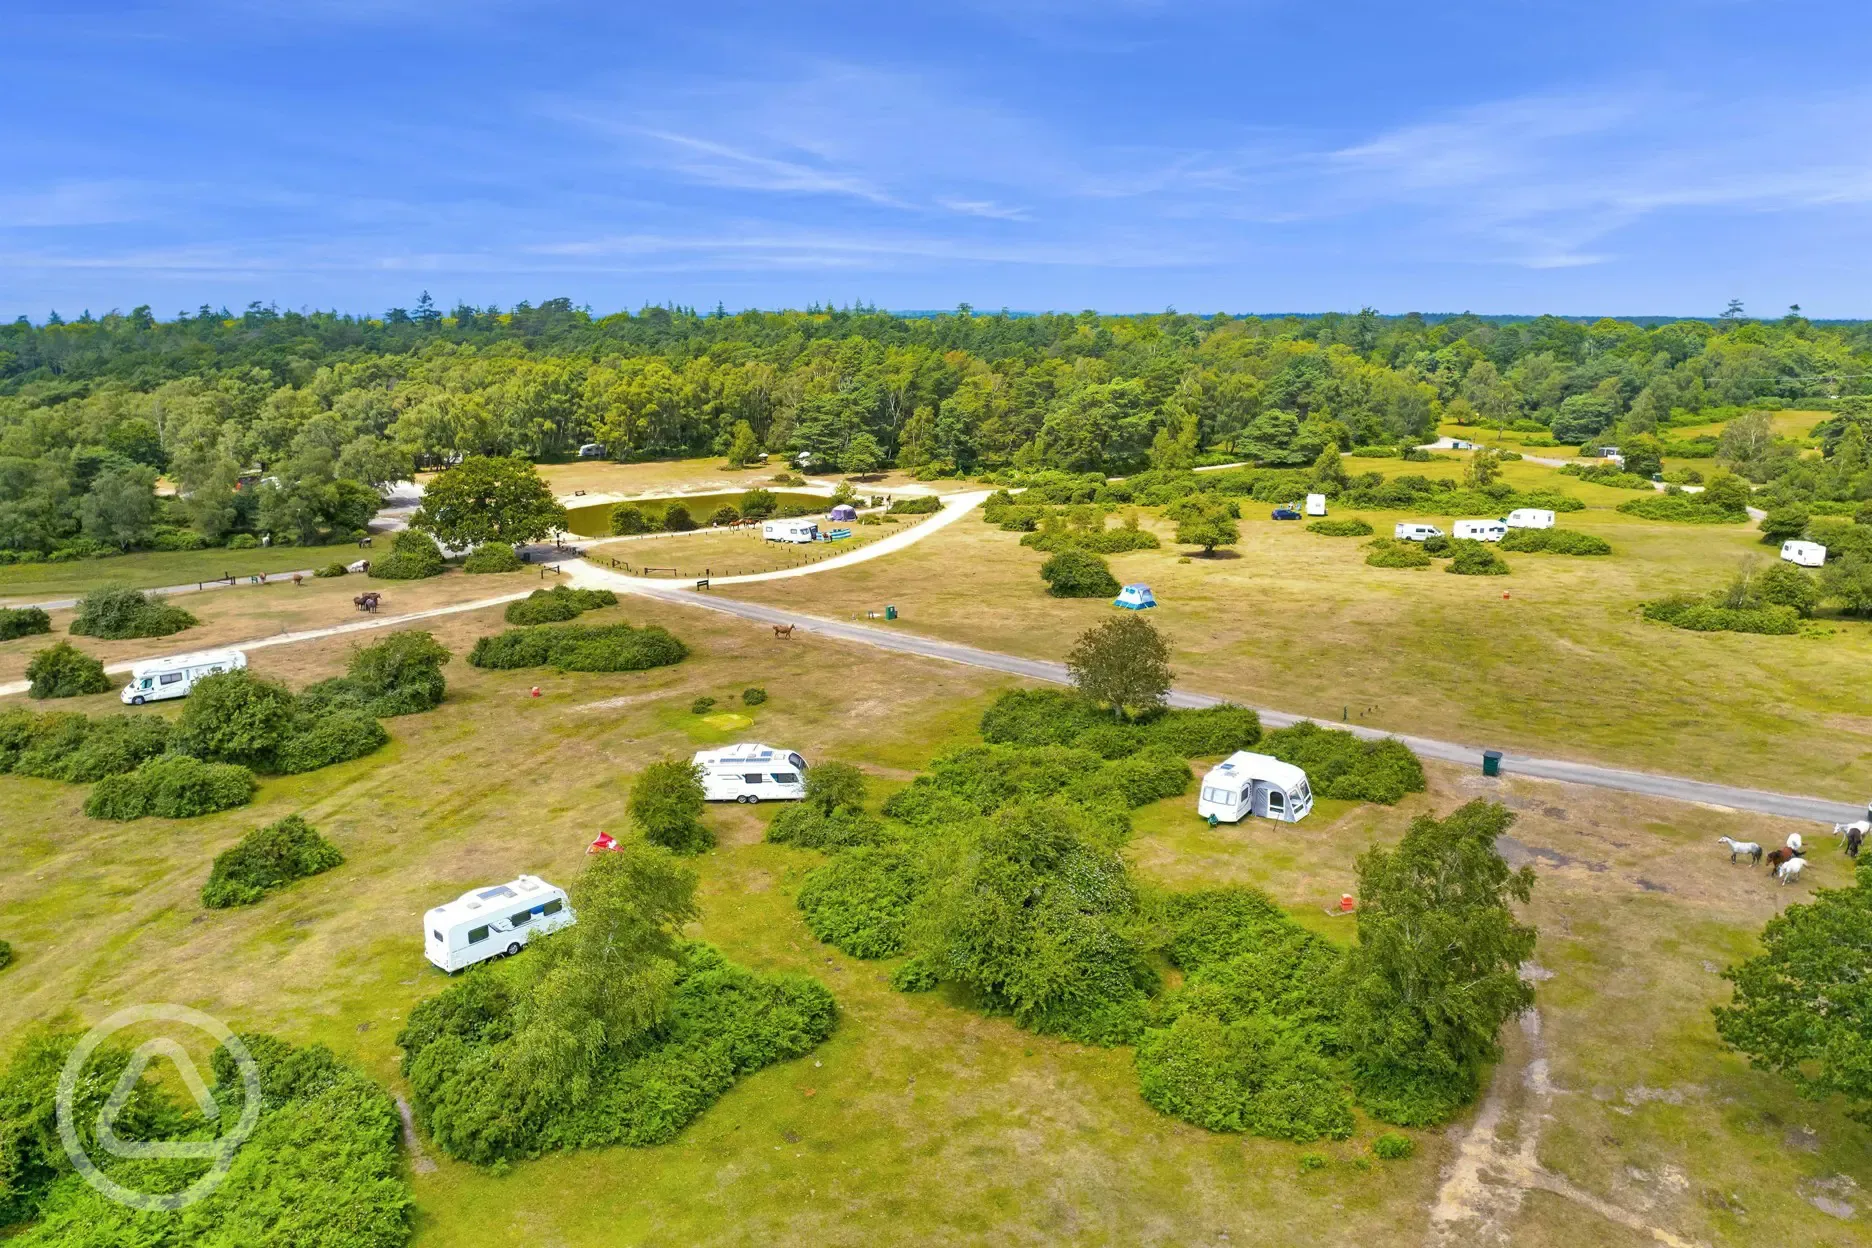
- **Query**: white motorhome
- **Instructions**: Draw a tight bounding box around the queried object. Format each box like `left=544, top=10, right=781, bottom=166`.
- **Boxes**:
left=120, top=649, right=246, bottom=705
left=693, top=743, right=809, bottom=803
left=1454, top=519, right=1507, bottom=542
left=1781, top=539, right=1827, bottom=568
left=1304, top=493, right=1327, bottom=516
left=1393, top=522, right=1444, bottom=542
left=1504, top=508, right=1555, bottom=530
left=423, top=875, right=573, bottom=973
left=1197, top=752, right=1314, bottom=824
left=762, top=518, right=820, bottom=544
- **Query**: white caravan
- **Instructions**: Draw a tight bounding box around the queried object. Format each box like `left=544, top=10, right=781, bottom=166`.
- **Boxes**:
left=694, top=743, right=809, bottom=803
left=1454, top=519, right=1507, bottom=542
left=120, top=649, right=246, bottom=705
left=423, top=875, right=573, bottom=973
left=1197, top=752, right=1314, bottom=824
left=1393, top=522, right=1444, bottom=542
left=1504, top=508, right=1555, bottom=530
left=762, top=518, right=820, bottom=544
left=1304, top=493, right=1327, bottom=516
left=1781, top=539, right=1827, bottom=568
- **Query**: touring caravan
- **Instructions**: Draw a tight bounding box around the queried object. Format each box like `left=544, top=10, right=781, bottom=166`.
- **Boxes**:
left=423, top=875, right=574, bottom=973
left=1504, top=508, right=1555, bottom=530
left=693, top=743, right=809, bottom=803
left=762, top=518, right=820, bottom=544
left=1197, top=752, right=1313, bottom=824
left=1781, top=539, right=1827, bottom=568
left=1454, top=519, right=1507, bottom=542
left=1304, top=493, right=1327, bottom=516
left=1393, top=522, right=1444, bottom=542
left=120, top=649, right=246, bottom=705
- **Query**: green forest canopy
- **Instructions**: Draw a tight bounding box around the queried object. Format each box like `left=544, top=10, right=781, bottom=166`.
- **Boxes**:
left=4, top=301, right=1870, bottom=558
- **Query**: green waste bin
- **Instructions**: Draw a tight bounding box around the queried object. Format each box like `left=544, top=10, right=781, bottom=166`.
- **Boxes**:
left=884, top=605, right=897, bottom=620
left=1482, top=749, right=1503, bottom=777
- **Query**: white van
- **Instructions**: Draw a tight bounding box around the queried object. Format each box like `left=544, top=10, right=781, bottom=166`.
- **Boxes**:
left=1304, top=493, right=1327, bottom=516
left=1781, top=539, right=1827, bottom=568
left=694, top=743, right=808, bottom=803
left=1454, top=519, right=1507, bottom=542
left=1504, top=508, right=1555, bottom=530
left=762, top=518, right=820, bottom=544
left=423, top=875, right=574, bottom=973
left=1197, top=752, right=1313, bottom=824
left=1393, top=522, right=1444, bottom=542
left=121, top=649, right=247, bottom=705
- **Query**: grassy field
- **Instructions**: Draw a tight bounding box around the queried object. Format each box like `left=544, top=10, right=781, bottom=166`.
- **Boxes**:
left=524, top=456, right=967, bottom=501
left=0, top=542, right=367, bottom=602
left=0, top=565, right=546, bottom=683
left=2, top=594, right=1866, bottom=1245
left=580, top=515, right=932, bottom=579
left=716, top=457, right=1872, bottom=801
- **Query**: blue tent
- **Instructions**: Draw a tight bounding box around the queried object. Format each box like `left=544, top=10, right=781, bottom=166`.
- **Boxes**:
left=828, top=503, right=858, bottom=521
left=1114, top=584, right=1157, bottom=610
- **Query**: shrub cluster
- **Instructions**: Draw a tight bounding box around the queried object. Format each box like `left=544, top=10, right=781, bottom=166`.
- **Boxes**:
left=0, top=606, right=51, bottom=640
left=467, top=621, right=688, bottom=672
left=0, top=709, right=173, bottom=782
left=175, top=669, right=388, bottom=775
left=24, top=642, right=112, bottom=699
left=1040, top=547, right=1121, bottom=598
left=741, top=686, right=767, bottom=705
left=1641, top=596, right=1800, bottom=635
left=610, top=503, right=650, bottom=534
left=368, top=529, right=446, bottom=579
left=84, top=755, right=257, bottom=820
left=1445, top=539, right=1509, bottom=576
left=0, top=940, right=10, bottom=973
left=1364, top=538, right=1432, bottom=569
left=463, top=543, right=523, bottom=573
left=68, top=586, right=196, bottom=639
left=0, top=1032, right=412, bottom=1245
left=1261, top=722, right=1426, bottom=804
left=313, top=561, right=349, bottom=577
left=796, top=845, right=926, bottom=958
left=888, top=496, right=941, bottom=514
left=882, top=742, right=1189, bottom=828
left=630, top=758, right=713, bottom=854
left=503, top=584, right=619, bottom=625
left=1021, top=523, right=1162, bottom=553
left=1373, top=1132, right=1415, bottom=1160
left=300, top=630, right=452, bottom=717
left=978, top=688, right=1261, bottom=759
left=1559, top=463, right=1653, bottom=489
left=1616, top=488, right=1750, bottom=524
left=1498, top=527, right=1611, bottom=555
left=1136, top=889, right=1353, bottom=1141
left=201, top=815, right=345, bottom=908
left=1306, top=518, right=1372, bottom=537
left=400, top=848, right=834, bottom=1164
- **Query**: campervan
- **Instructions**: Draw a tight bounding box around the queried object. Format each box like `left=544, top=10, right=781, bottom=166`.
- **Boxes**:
left=762, top=518, right=820, bottom=544
left=120, top=649, right=246, bottom=705
left=1197, top=752, right=1313, bottom=824
left=1454, top=519, right=1507, bottom=542
left=1781, top=539, right=1827, bottom=568
left=577, top=442, right=606, bottom=459
left=1504, top=508, right=1555, bottom=530
left=1393, top=522, right=1444, bottom=542
left=423, top=875, right=573, bottom=973
left=1304, top=493, right=1327, bottom=516
left=693, top=743, right=809, bottom=803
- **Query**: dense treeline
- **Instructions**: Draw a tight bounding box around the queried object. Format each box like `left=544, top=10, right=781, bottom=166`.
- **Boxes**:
left=4, top=301, right=1868, bottom=559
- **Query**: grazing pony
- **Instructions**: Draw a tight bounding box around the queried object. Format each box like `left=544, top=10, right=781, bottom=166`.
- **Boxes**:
left=1834, top=819, right=1869, bottom=859
left=771, top=624, right=795, bottom=640
left=1776, top=856, right=1807, bottom=886
left=1766, top=847, right=1800, bottom=871
left=1717, top=836, right=1763, bottom=865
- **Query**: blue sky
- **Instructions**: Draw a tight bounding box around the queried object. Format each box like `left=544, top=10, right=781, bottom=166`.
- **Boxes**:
left=5, top=1, right=1872, bottom=318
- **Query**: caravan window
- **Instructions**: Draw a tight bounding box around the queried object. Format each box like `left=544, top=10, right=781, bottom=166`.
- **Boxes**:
left=787, top=753, right=806, bottom=770
left=770, top=772, right=799, bottom=784
left=1267, top=790, right=1286, bottom=812
left=468, top=925, right=490, bottom=944
left=1201, top=786, right=1234, bottom=804
left=1296, top=781, right=1311, bottom=802
left=540, top=899, right=564, bottom=916
left=509, top=910, right=532, bottom=927
left=742, top=773, right=764, bottom=784
left=159, top=672, right=183, bottom=685
left=432, top=930, right=443, bottom=944
left=476, top=886, right=516, bottom=901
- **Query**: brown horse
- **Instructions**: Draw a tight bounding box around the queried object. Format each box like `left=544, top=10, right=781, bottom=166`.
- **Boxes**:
left=771, top=623, right=795, bottom=640
left=1766, top=847, right=1800, bottom=871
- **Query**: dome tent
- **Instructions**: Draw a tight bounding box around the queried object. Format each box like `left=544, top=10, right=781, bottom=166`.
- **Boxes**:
left=828, top=503, right=858, bottom=521
left=1113, top=584, right=1156, bottom=610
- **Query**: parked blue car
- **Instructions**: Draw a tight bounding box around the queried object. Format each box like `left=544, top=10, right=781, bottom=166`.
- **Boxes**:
left=1270, top=507, right=1302, bottom=520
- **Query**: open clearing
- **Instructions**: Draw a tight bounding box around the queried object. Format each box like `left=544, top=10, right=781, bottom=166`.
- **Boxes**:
left=717, top=456, right=1872, bottom=801
left=2, top=592, right=1868, bottom=1245
left=0, top=540, right=368, bottom=602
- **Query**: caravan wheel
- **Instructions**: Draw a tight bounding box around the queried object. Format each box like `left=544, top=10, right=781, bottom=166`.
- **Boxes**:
left=745, top=794, right=760, bottom=805
left=130, top=696, right=145, bottom=706
left=505, top=942, right=521, bottom=957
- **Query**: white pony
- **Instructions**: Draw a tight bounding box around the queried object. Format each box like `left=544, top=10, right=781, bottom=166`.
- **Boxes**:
left=1717, top=836, right=1762, bottom=865
left=1776, top=856, right=1806, bottom=886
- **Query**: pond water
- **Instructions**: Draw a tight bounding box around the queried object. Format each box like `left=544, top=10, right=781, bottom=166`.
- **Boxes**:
left=562, top=491, right=827, bottom=537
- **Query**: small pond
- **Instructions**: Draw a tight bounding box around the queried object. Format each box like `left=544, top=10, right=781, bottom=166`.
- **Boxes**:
left=562, top=491, right=827, bottom=537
